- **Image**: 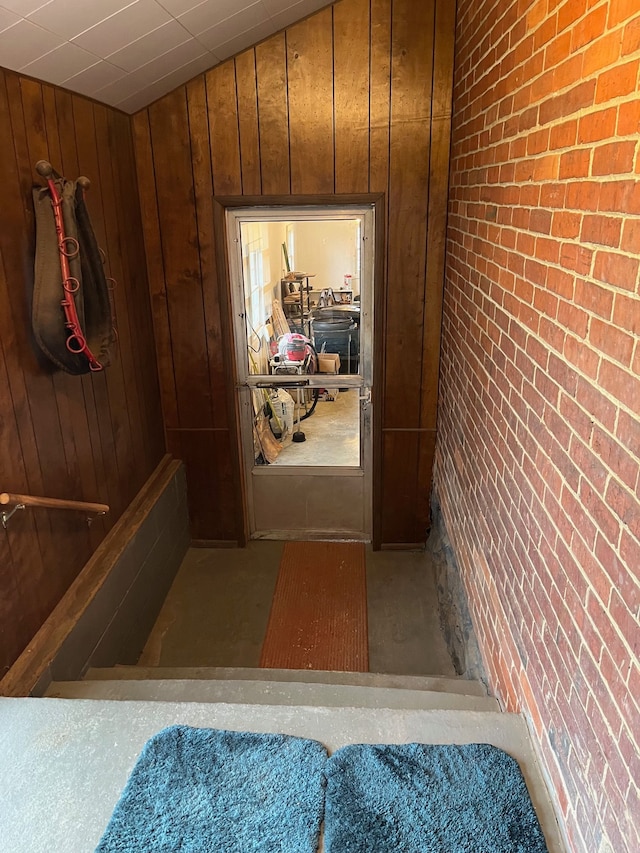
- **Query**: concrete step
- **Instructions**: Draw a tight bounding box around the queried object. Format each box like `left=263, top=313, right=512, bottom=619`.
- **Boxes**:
left=46, top=677, right=500, bottom=711
left=84, top=665, right=489, bottom=697
left=0, top=697, right=565, bottom=853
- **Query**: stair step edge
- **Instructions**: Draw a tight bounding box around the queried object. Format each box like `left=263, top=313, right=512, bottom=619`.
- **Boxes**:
left=47, top=679, right=501, bottom=712
left=84, top=666, right=489, bottom=697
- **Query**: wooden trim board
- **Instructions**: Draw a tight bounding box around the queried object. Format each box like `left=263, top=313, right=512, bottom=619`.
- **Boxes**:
left=0, top=455, right=185, bottom=697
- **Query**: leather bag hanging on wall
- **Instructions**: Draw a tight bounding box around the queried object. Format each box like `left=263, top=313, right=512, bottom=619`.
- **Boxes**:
left=32, top=160, right=115, bottom=375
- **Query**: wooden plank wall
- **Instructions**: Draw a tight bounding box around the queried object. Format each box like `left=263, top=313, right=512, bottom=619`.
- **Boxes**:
left=133, top=0, right=456, bottom=545
left=0, top=69, right=165, bottom=676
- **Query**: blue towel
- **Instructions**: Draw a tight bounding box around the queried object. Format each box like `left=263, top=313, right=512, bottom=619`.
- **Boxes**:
left=96, top=725, right=327, bottom=852
left=324, top=742, right=549, bottom=852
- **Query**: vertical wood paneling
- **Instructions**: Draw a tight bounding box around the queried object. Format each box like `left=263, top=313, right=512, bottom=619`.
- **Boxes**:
left=207, top=63, right=242, bottom=196
left=133, top=0, right=454, bottom=546
left=131, top=110, right=179, bottom=432
left=369, top=0, right=391, bottom=194
left=149, top=88, right=214, bottom=430
left=0, top=69, right=164, bottom=675
left=287, top=7, right=335, bottom=194
left=384, top=0, right=435, bottom=428
left=235, top=49, right=261, bottom=195
left=334, top=0, right=370, bottom=193
left=255, top=33, right=290, bottom=195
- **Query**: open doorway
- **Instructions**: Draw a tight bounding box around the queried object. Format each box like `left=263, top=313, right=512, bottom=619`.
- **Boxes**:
left=226, top=203, right=377, bottom=540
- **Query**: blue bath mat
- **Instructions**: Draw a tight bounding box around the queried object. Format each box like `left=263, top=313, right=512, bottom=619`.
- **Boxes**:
left=324, top=742, right=549, bottom=852
left=95, top=725, right=327, bottom=852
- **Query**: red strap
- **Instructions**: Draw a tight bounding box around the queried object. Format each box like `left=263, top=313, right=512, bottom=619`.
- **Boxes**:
left=46, top=177, right=103, bottom=372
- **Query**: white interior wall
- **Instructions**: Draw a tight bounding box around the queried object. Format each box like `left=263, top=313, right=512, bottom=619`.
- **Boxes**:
left=290, top=220, right=360, bottom=295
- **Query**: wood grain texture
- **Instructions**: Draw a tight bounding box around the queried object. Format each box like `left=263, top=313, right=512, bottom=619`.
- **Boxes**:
left=287, top=7, right=335, bottom=194
left=133, top=0, right=454, bottom=546
left=0, top=69, right=164, bottom=677
left=0, top=457, right=179, bottom=697
left=334, top=0, right=370, bottom=193
left=235, top=49, right=261, bottom=196
left=255, top=33, right=290, bottom=196
left=260, top=541, right=368, bottom=671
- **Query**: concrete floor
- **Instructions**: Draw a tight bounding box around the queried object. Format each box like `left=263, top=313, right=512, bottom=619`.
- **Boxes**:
left=270, top=388, right=360, bottom=467
left=0, top=698, right=565, bottom=853
left=139, top=543, right=457, bottom=677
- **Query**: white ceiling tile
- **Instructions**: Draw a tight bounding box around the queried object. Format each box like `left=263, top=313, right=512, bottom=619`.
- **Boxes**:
left=154, top=0, right=204, bottom=14
left=126, top=35, right=208, bottom=85
left=72, top=0, right=173, bottom=55
left=208, top=18, right=274, bottom=59
left=20, top=41, right=99, bottom=83
left=107, top=19, right=191, bottom=72
left=261, top=0, right=304, bottom=14
left=62, top=59, right=126, bottom=94
left=0, top=6, right=20, bottom=31
left=178, top=0, right=248, bottom=36
left=114, top=50, right=215, bottom=112
left=28, top=0, right=132, bottom=40
left=195, top=3, right=269, bottom=50
left=0, top=18, right=63, bottom=70
left=0, top=0, right=49, bottom=14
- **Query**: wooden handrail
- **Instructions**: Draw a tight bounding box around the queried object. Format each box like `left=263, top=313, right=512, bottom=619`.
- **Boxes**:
left=0, top=492, right=109, bottom=515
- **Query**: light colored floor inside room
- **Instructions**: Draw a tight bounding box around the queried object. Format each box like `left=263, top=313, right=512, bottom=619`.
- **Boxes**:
left=139, top=542, right=457, bottom=677
left=270, top=387, right=360, bottom=467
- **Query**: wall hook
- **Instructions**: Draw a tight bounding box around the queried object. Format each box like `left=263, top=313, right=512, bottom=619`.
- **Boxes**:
left=1, top=504, right=25, bottom=529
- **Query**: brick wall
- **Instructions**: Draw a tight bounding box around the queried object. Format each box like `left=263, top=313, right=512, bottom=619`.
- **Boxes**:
left=435, top=1, right=639, bottom=851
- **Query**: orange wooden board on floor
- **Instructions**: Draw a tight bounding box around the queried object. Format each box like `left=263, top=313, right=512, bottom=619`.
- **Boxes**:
left=260, top=541, right=369, bottom=672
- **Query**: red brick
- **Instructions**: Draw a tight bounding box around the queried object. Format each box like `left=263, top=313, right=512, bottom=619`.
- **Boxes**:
left=553, top=54, right=584, bottom=91
left=536, top=236, right=561, bottom=264
left=564, top=334, right=600, bottom=379
left=575, top=279, right=614, bottom=319
left=593, top=251, right=639, bottom=292
left=612, top=292, right=640, bottom=335
left=577, top=108, right=617, bottom=143
left=616, top=410, right=640, bottom=456
left=599, top=359, right=640, bottom=412
left=576, top=377, right=617, bottom=430
left=589, top=318, right=635, bottom=366
left=592, top=426, right=639, bottom=491
left=539, top=80, right=596, bottom=124
left=595, top=60, right=639, bottom=104
left=617, top=100, right=640, bottom=136
left=620, top=219, right=640, bottom=255
left=565, top=181, right=599, bottom=211
left=527, top=128, right=550, bottom=155
left=608, top=0, right=640, bottom=27
left=530, top=209, right=552, bottom=234
left=549, top=119, right=577, bottom=150
left=558, top=0, right=587, bottom=32
left=560, top=243, right=593, bottom=276
left=580, top=215, right=622, bottom=248
left=540, top=183, right=566, bottom=208
left=606, top=479, right=640, bottom=538
left=583, top=31, right=621, bottom=76
left=557, top=299, right=589, bottom=336
left=592, top=141, right=637, bottom=176
left=551, top=211, right=581, bottom=238
left=559, top=149, right=591, bottom=179
left=571, top=5, right=607, bottom=51
left=622, top=16, right=640, bottom=56
left=545, top=31, right=571, bottom=70
left=547, top=267, right=574, bottom=298
left=598, top=180, right=640, bottom=214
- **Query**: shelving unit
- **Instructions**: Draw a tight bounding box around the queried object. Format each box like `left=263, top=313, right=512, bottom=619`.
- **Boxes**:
left=280, top=275, right=318, bottom=335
